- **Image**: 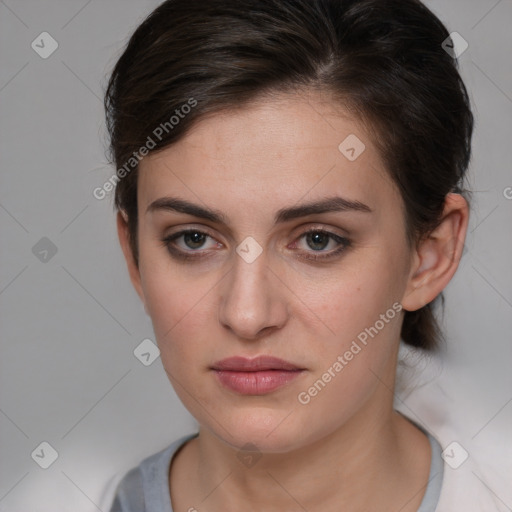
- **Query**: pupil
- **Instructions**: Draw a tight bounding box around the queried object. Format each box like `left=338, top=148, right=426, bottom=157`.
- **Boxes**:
left=185, top=232, right=205, bottom=249
left=307, top=232, right=328, bottom=251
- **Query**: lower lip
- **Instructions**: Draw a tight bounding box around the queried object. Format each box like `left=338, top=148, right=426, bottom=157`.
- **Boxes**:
left=213, top=370, right=304, bottom=395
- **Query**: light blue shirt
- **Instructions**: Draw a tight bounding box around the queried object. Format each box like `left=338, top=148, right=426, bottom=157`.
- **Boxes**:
left=109, top=424, right=444, bottom=511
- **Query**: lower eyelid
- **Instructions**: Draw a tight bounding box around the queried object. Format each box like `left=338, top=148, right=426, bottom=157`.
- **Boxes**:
left=296, top=243, right=349, bottom=261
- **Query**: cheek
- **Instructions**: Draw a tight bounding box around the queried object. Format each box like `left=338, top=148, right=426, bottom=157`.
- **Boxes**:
left=140, top=260, right=218, bottom=365
left=293, top=246, right=408, bottom=412
left=290, top=258, right=405, bottom=436
left=304, top=249, right=407, bottom=343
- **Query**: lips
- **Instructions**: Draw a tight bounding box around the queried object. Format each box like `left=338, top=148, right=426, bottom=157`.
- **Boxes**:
left=211, top=356, right=305, bottom=395
left=211, top=355, right=303, bottom=372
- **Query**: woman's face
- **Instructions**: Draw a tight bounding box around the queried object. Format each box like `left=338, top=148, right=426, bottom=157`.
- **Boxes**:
left=129, top=91, right=415, bottom=452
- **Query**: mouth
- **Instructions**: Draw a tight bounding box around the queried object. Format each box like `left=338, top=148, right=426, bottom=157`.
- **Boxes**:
left=210, top=356, right=306, bottom=395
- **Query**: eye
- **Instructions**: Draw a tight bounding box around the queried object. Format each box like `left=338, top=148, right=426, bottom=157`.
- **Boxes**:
left=161, top=227, right=351, bottom=263
left=161, top=229, right=221, bottom=261
left=290, top=229, right=351, bottom=261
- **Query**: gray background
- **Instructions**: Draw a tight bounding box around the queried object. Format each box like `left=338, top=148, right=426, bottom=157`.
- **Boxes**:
left=0, top=0, right=510, bottom=510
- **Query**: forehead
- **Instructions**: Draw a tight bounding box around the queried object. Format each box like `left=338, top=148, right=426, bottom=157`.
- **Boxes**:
left=138, top=91, right=398, bottom=219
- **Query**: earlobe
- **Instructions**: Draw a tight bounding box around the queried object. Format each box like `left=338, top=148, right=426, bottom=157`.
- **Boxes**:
left=116, top=211, right=146, bottom=309
left=401, top=193, right=469, bottom=312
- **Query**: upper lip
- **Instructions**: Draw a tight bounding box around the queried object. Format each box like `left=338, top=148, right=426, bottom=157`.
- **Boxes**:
left=211, top=356, right=303, bottom=372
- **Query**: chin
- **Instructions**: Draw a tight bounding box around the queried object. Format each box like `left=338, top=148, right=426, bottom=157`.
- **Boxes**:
left=206, top=408, right=313, bottom=454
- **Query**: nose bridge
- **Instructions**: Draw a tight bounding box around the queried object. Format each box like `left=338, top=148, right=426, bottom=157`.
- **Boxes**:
left=219, top=245, right=286, bottom=339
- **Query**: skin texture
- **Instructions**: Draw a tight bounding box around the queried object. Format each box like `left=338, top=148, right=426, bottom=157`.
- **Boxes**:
left=117, top=89, right=469, bottom=511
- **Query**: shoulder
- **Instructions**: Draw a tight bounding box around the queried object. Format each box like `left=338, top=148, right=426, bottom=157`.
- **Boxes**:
left=107, top=432, right=199, bottom=512
left=396, top=408, right=509, bottom=512
left=419, top=426, right=509, bottom=512
left=435, top=457, right=511, bottom=512
left=395, top=349, right=511, bottom=511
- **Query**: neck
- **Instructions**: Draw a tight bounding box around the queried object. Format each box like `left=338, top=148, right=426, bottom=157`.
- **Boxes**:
left=181, top=390, right=431, bottom=512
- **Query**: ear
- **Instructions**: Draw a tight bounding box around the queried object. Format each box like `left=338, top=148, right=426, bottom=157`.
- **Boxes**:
left=401, top=193, right=469, bottom=312
left=116, top=210, right=147, bottom=312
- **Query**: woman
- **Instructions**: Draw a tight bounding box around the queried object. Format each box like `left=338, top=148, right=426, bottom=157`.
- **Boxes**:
left=105, top=0, right=477, bottom=510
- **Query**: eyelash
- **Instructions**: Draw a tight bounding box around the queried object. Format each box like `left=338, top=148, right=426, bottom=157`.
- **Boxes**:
left=160, top=228, right=351, bottom=263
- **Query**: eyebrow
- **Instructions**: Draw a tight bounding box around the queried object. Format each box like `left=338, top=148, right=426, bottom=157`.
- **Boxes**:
left=146, top=195, right=372, bottom=225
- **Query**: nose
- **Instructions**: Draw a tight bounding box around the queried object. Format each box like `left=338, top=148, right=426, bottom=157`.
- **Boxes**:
left=218, top=248, right=288, bottom=340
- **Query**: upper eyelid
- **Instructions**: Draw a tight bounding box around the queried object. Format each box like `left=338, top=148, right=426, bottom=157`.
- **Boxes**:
left=165, top=226, right=349, bottom=251
left=165, top=223, right=349, bottom=241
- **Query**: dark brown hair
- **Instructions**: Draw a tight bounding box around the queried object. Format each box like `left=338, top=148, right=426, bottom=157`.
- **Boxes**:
left=104, top=0, right=473, bottom=351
